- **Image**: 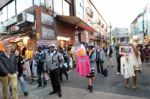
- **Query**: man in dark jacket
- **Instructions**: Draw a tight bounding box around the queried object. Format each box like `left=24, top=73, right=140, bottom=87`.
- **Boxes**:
left=0, top=42, right=18, bottom=99
left=106, top=45, right=114, bottom=67
left=34, top=46, right=47, bottom=87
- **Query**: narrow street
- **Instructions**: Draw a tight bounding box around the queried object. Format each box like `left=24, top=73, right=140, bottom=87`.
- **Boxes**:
left=1, top=53, right=149, bottom=99
left=19, top=63, right=150, bottom=99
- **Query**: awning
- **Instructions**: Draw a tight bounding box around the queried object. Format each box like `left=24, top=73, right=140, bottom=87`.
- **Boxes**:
left=56, top=15, right=96, bottom=32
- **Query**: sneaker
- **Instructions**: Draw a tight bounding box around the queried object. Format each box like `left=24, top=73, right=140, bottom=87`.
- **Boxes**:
left=125, top=84, right=130, bottom=88
left=132, top=85, right=137, bottom=89
left=24, top=92, right=29, bottom=96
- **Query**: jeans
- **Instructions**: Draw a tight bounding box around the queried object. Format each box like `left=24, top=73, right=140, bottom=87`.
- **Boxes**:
left=18, top=75, right=27, bottom=92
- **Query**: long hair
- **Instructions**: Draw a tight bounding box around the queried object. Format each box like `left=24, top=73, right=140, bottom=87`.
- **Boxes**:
left=132, top=45, right=139, bottom=58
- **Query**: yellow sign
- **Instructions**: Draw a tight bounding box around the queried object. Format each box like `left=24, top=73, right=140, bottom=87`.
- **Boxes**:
left=36, top=32, right=40, bottom=39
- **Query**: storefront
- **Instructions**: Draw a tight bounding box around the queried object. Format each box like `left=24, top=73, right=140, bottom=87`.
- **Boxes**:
left=1, top=31, right=36, bottom=59
left=55, top=15, right=96, bottom=48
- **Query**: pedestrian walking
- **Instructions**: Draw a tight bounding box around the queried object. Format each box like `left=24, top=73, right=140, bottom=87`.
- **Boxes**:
left=15, top=50, right=29, bottom=96
left=75, top=44, right=91, bottom=92
left=87, top=45, right=96, bottom=93
left=96, top=45, right=105, bottom=75
left=143, top=45, right=150, bottom=63
left=34, top=46, right=47, bottom=87
left=121, top=45, right=142, bottom=89
left=0, top=41, right=18, bottom=99
left=129, top=45, right=142, bottom=89
left=46, top=44, right=64, bottom=97
left=58, top=47, right=69, bottom=82
left=115, top=44, right=122, bottom=74
left=106, top=45, right=114, bottom=67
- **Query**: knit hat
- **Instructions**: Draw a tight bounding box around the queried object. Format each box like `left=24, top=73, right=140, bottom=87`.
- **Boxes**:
left=0, top=41, right=4, bottom=51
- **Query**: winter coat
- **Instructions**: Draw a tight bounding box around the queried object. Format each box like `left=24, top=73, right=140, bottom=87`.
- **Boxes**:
left=0, top=52, right=18, bottom=77
left=121, top=56, right=135, bottom=79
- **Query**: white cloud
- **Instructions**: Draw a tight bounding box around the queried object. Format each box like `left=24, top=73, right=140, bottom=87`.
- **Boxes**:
left=92, top=0, right=150, bottom=28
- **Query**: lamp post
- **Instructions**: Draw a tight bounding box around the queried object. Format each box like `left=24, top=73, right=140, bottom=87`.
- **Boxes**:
left=109, top=22, right=112, bottom=44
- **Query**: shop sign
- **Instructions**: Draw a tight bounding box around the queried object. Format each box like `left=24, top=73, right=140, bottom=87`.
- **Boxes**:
left=86, top=7, right=93, bottom=18
left=36, top=32, right=40, bottom=39
left=74, top=0, right=84, bottom=20
left=42, top=27, right=55, bottom=39
left=41, top=12, right=54, bottom=26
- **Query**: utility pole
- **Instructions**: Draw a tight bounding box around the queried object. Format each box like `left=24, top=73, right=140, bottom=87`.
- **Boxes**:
left=109, top=22, right=112, bottom=45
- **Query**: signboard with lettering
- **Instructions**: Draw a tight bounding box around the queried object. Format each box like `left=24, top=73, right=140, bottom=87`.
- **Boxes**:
left=86, top=7, right=93, bottom=18
left=41, top=12, right=54, bottom=26
left=41, top=27, right=55, bottom=39
left=74, top=0, right=84, bottom=20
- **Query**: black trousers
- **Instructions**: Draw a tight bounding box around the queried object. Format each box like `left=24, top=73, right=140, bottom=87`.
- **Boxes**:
left=96, top=61, right=104, bottom=74
left=50, top=68, right=61, bottom=93
left=59, top=66, right=68, bottom=82
left=37, top=62, right=47, bottom=86
left=117, top=56, right=121, bottom=73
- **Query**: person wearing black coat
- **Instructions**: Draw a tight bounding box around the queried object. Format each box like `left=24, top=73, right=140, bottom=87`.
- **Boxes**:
left=106, top=45, right=114, bottom=67
left=0, top=43, right=18, bottom=99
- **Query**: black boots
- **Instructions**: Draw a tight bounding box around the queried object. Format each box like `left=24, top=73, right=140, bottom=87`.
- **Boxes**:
left=24, top=92, right=29, bottom=96
left=88, top=85, right=93, bottom=93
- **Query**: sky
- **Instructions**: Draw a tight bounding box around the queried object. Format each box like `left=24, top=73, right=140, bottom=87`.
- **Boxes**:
left=92, top=0, right=150, bottom=29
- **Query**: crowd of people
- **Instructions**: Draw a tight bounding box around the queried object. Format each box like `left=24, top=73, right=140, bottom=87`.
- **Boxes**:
left=0, top=40, right=150, bottom=99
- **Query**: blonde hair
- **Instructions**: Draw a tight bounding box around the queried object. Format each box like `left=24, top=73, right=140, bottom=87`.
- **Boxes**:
left=132, top=45, right=139, bottom=58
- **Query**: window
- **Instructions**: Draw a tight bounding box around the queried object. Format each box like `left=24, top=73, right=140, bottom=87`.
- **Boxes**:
left=54, top=0, right=63, bottom=15
left=0, top=7, right=8, bottom=22
left=63, top=0, right=70, bottom=16
left=8, top=1, right=16, bottom=18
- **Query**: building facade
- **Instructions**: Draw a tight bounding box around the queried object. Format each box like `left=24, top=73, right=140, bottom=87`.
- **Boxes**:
left=0, top=0, right=107, bottom=49
left=110, top=28, right=129, bottom=45
left=130, top=4, right=150, bottom=44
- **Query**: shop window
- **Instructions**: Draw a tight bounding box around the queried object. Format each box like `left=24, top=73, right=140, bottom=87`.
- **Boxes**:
left=0, top=7, right=8, bottom=22
left=54, top=0, right=63, bottom=15
left=8, top=1, right=16, bottom=19
left=63, top=0, right=70, bottom=16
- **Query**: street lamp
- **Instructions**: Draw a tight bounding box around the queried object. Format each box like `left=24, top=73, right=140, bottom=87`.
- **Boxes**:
left=109, top=22, right=112, bottom=44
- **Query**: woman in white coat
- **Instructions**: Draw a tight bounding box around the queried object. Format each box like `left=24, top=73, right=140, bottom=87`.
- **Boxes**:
left=121, top=52, right=135, bottom=88
left=121, top=45, right=142, bottom=89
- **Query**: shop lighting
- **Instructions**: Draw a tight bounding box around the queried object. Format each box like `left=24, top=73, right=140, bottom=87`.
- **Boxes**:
left=57, top=36, right=70, bottom=41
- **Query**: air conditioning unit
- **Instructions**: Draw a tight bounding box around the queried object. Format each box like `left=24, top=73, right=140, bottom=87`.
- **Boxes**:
left=16, top=12, right=34, bottom=26
left=0, top=25, right=6, bottom=33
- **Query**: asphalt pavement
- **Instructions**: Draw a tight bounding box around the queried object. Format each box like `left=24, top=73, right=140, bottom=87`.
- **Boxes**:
left=0, top=51, right=150, bottom=99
